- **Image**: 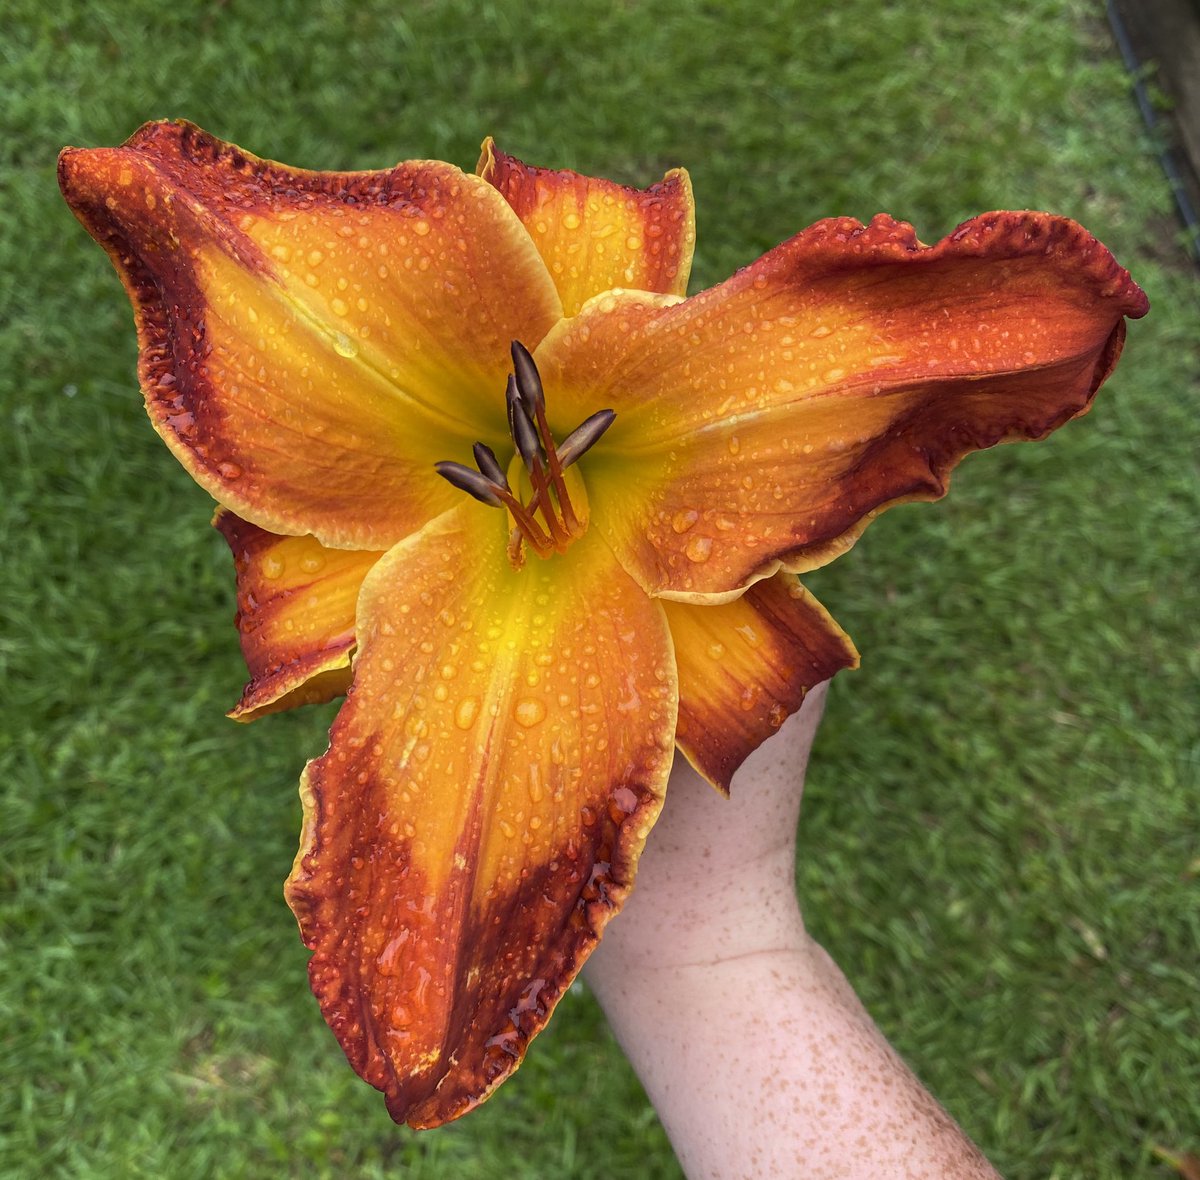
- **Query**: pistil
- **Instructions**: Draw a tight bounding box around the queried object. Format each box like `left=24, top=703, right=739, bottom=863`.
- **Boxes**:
left=435, top=341, right=616, bottom=566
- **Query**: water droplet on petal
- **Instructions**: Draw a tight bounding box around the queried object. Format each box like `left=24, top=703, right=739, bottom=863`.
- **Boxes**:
left=333, top=332, right=358, bottom=358
left=455, top=697, right=479, bottom=729
left=513, top=698, right=546, bottom=728
left=684, top=535, right=713, bottom=563
left=377, top=931, right=409, bottom=976
left=671, top=509, right=698, bottom=534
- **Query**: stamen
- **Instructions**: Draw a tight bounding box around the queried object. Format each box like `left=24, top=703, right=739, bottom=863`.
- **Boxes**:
left=506, top=375, right=543, bottom=474
left=558, top=409, right=617, bottom=469
left=525, top=454, right=571, bottom=549
left=436, top=343, right=614, bottom=566
left=494, top=485, right=553, bottom=552
left=434, top=461, right=505, bottom=508
left=510, top=340, right=545, bottom=416
left=472, top=442, right=508, bottom=489
left=511, top=341, right=580, bottom=533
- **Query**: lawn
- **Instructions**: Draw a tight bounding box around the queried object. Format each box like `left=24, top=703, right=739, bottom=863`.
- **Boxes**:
left=1, top=1, right=1197, bottom=1177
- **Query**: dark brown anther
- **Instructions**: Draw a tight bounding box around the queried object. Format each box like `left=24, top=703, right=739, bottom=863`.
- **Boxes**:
left=434, top=461, right=504, bottom=508
left=510, top=340, right=545, bottom=416
left=506, top=375, right=543, bottom=472
left=558, top=409, right=617, bottom=469
left=472, top=442, right=508, bottom=489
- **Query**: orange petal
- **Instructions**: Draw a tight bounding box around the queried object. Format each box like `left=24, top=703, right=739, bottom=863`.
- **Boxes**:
left=214, top=510, right=383, bottom=720
left=285, top=504, right=677, bottom=1127
left=478, top=138, right=694, bottom=316
left=58, top=121, right=563, bottom=549
left=664, top=574, right=859, bottom=793
left=535, top=213, right=1148, bottom=599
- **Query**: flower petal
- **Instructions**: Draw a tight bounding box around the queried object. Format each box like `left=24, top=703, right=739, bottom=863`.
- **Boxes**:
left=58, top=121, right=563, bottom=549
left=535, top=213, right=1149, bottom=599
left=664, top=574, right=859, bottom=793
left=214, top=510, right=382, bottom=721
left=478, top=138, right=694, bottom=316
left=285, top=504, right=677, bottom=1127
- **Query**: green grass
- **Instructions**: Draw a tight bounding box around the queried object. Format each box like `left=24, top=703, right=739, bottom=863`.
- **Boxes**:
left=2, top=0, right=1197, bottom=1176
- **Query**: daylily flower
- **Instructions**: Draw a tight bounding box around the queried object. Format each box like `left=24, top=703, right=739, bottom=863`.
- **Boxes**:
left=58, top=121, right=1147, bottom=1128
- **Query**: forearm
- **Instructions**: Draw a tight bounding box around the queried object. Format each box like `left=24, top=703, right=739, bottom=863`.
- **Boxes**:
left=583, top=690, right=999, bottom=1179
left=585, top=925, right=1000, bottom=1180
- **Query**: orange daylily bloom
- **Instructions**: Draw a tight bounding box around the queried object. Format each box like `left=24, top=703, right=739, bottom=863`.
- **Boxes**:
left=59, top=121, right=1147, bottom=1127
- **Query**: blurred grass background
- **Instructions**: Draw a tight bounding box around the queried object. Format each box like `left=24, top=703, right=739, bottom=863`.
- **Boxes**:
left=2, top=0, right=1197, bottom=1176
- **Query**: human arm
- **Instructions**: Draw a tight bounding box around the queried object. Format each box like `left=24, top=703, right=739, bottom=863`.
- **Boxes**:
left=582, top=684, right=1001, bottom=1180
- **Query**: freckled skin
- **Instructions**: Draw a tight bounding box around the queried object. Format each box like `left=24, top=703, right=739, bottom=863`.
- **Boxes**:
left=584, top=685, right=1000, bottom=1180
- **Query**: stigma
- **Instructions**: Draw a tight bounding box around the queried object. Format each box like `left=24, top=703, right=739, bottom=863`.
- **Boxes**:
left=435, top=341, right=615, bottom=566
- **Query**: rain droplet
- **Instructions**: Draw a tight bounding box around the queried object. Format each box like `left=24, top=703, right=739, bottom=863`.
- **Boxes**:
left=333, top=332, right=358, bottom=358
left=671, top=509, right=698, bottom=534
left=376, top=932, right=409, bottom=976
left=413, top=220, right=431, bottom=237
left=261, top=555, right=284, bottom=579
left=217, top=461, right=242, bottom=480
left=513, top=698, right=546, bottom=728
left=455, top=697, right=479, bottom=729
left=528, top=767, right=544, bottom=804
left=684, top=535, right=713, bottom=563
left=562, top=212, right=581, bottom=230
